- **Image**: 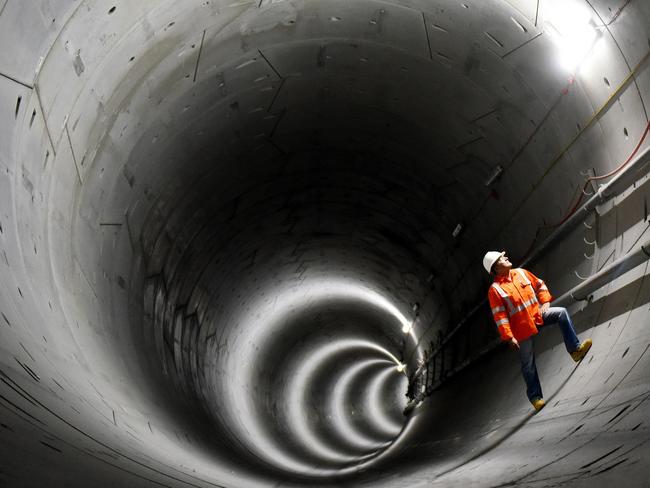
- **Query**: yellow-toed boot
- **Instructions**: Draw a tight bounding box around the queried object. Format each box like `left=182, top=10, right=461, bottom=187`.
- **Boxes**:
left=531, top=398, right=546, bottom=412
left=570, top=339, right=592, bottom=362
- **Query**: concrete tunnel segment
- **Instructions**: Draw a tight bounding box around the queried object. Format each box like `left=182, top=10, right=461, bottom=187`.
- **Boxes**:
left=0, top=0, right=649, bottom=486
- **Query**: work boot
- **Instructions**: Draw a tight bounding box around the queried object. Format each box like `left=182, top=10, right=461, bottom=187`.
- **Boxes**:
left=570, top=339, right=593, bottom=362
left=531, top=398, right=546, bottom=412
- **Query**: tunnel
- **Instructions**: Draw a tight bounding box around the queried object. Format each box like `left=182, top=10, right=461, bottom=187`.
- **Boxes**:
left=0, top=0, right=649, bottom=486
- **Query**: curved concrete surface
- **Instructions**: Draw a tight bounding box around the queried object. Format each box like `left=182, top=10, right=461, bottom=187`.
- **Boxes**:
left=0, top=0, right=649, bottom=486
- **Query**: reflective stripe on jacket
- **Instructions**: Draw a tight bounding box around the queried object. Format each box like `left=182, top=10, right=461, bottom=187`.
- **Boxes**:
left=487, top=268, right=552, bottom=342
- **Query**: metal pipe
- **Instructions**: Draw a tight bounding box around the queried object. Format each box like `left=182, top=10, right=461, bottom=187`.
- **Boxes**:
left=522, top=144, right=650, bottom=269
left=553, top=238, right=650, bottom=306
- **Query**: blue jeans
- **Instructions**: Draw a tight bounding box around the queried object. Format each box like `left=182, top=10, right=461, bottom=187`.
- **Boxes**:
left=518, top=307, right=581, bottom=401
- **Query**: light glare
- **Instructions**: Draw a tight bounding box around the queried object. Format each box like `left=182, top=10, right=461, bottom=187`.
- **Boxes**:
left=546, top=4, right=599, bottom=72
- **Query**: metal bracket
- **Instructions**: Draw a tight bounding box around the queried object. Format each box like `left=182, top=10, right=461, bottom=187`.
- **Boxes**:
left=574, top=269, right=590, bottom=281
left=570, top=292, right=592, bottom=303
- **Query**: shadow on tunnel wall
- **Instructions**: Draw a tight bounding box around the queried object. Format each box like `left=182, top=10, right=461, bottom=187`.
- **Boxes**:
left=570, top=273, right=650, bottom=336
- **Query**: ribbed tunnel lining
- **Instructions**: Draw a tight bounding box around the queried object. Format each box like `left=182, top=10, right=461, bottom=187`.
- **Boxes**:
left=0, top=1, right=649, bottom=486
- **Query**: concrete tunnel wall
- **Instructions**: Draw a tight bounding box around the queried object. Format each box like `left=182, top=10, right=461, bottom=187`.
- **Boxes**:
left=0, top=0, right=649, bottom=486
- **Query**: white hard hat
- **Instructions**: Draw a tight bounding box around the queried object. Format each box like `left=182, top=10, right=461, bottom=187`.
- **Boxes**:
left=483, top=251, right=505, bottom=274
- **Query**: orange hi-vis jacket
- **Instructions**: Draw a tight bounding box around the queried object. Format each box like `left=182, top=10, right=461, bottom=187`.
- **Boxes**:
left=488, top=268, right=553, bottom=342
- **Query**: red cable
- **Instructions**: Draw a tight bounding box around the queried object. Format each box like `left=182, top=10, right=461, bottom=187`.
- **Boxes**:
left=554, top=118, right=650, bottom=227
left=521, top=118, right=650, bottom=261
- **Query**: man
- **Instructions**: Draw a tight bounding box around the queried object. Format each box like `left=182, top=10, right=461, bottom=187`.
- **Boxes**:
left=483, top=251, right=592, bottom=412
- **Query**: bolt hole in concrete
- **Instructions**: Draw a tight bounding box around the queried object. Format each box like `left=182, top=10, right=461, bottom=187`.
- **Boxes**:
left=108, top=6, right=116, bottom=14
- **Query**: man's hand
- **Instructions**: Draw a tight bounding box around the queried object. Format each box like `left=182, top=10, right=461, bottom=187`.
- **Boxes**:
left=540, top=302, right=550, bottom=314
left=508, top=337, right=520, bottom=351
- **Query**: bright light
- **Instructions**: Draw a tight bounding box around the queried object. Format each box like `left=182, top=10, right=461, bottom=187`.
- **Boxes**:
left=396, top=363, right=405, bottom=373
left=545, top=4, right=599, bottom=72
left=401, top=323, right=411, bottom=334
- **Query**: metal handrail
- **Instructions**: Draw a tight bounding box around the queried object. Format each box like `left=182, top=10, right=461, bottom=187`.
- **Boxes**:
left=522, top=144, right=650, bottom=269
left=553, top=240, right=650, bottom=306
